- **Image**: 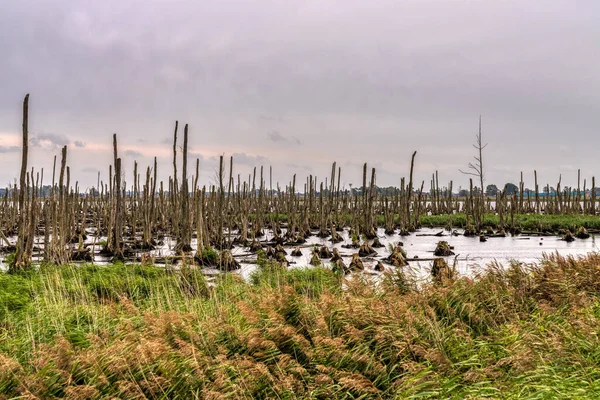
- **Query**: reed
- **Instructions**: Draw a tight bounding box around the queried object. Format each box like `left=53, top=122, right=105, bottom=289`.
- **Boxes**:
left=3, top=253, right=600, bottom=397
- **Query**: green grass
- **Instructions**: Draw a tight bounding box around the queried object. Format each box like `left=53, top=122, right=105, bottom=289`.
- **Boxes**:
left=2, top=254, right=600, bottom=398
left=252, top=212, right=600, bottom=233
left=420, top=212, right=600, bottom=232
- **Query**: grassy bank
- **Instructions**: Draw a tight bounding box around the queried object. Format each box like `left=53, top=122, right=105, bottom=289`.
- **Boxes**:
left=256, top=212, right=600, bottom=233
left=420, top=212, right=600, bottom=232
left=2, top=255, right=600, bottom=398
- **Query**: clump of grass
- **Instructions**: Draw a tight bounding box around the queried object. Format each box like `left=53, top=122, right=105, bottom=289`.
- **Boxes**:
left=196, top=246, right=219, bottom=266
left=0, top=271, right=34, bottom=321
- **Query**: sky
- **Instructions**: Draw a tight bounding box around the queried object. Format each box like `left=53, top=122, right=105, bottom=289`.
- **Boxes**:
left=1, top=0, right=599, bottom=192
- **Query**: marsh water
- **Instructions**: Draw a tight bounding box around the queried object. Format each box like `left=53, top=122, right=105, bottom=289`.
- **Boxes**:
left=1, top=227, right=598, bottom=280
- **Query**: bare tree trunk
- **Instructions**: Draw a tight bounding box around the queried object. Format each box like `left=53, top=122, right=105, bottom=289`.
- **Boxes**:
left=13, top=94, right=30, bottom=270
left=176, top=124, right=191, bottom=252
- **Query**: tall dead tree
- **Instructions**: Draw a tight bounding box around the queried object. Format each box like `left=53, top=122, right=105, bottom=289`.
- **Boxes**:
left=176, top=123, right=192, bottom=252
left=12, top=94, right=30, bottom=271
left=460, top=116, right=487, bottom=229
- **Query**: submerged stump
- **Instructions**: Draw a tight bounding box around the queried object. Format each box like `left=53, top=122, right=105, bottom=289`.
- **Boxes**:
left=433, top=241, right=455, bottom=256
left=431, top=257, right=451, bottom=283
left=374, top=261, right=385, bottom=272
left=384, top=245, right=407, bottom=268
left=248, top=240, right=262, bottom=253
left=330, top=230, right=343, bottom=243
left=265, top=246, right=276, bottom=258
left=310, top=250, right=321, bottom=266
left=372, top=237, right=384, bottom=248
left=358, top=242, right=377, bottom=257
left=319, top=245, right=333, bottom=259
left=219, top=250, right=240, bottom=271
left=330, top=248, right=342, bottom=262
left=291, top=246, right=303, bottom=257
left=275, top=244, right=287, bottom=259
left=464, top=225, right=478, bottom=237
left=562, top=231, right=575, bottom=242
left=349, top=253, right=364, bottom=272
left=576, top=227, right=590, bottom=239
left=332, top=258, right=347, bottom=275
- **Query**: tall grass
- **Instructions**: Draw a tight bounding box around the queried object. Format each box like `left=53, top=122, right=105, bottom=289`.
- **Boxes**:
left=2, top=254, right=600, bottom=398
left=420, top=212, right=600, bottom=232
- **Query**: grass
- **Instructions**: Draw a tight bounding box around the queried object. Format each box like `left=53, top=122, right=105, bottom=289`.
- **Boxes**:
left=253, top=212, right=600, bottom=232
left=2, top=254, right=600, bottom=398
left=420, top=212, right=600, bottom=232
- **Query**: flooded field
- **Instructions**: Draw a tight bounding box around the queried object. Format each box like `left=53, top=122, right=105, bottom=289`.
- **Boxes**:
left=3, top=227, right=597, bottom=281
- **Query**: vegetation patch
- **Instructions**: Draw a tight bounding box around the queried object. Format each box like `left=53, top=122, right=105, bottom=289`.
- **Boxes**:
left=2, top=254, right=600, bottom=397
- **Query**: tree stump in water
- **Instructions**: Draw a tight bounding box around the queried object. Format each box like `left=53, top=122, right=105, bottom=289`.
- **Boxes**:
left=220, top=250, right=240, bottom=271
left=291, top=246, right=303, bottom=257
left=384, top=246, right=407, bottom=268
left=310, top=250, right=321, bottom=266
left=431, top=257, right=453, bottom=283
left=275, top=252, right=288, bottom=267
left=464, top=225, right=478, bottom=237
left=372, top=237, right=384, bottom=248
left=248, top=240, right=262, bottom=253
left=562, top=231, right=575, bottom=242
left=319, top=246, right=332, bottom=259
left=275, top=244, right=287, bottom=259
left=330, top=248, right=342, bottom=262
left=287, top=232, right=306, bottom=244
left=330, top=230, right=343, bottom=243
left=576, top=227, right=590, bottom=239
left=363, top=227, right=377, bottom=240
left=265, top=246, right=276, bottom=258
left=349, top=254, right=364, bottom=272
left=317, top=229, right=330, bottom=239
left=332, top=258, right=346, bottom=274
left=358, top=242, right=377, bottom=257
left=433, top=241, right=455, bottom=256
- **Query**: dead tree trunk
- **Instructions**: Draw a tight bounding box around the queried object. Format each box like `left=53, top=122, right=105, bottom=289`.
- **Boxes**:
left=12, top=94, right=30, bottom=271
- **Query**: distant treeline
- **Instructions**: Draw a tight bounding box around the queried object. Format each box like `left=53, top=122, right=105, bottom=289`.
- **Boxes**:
left=1, top=184, right=598, bottom=198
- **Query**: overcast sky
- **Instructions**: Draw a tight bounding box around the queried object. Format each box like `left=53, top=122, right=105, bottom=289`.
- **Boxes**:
left=1, top=0, right=598, bottom=191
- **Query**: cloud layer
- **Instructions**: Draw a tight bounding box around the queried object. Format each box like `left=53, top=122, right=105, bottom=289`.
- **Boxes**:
left=0, top=0, right=599, bottom=189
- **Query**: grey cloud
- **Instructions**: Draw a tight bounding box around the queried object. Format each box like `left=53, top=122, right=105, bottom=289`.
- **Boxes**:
left=0, top=146, right=20, bottom=153
left=267, top=131, right=287, bottom=142
left=231, top=152, right=268, bottom=166
left=74, top=140, right=86, bottom=148
left=31, top=133, right=69, bottom=149
left=125, top=150, right=143, bottom=157
left=267, top=131, right=302, bottom=145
